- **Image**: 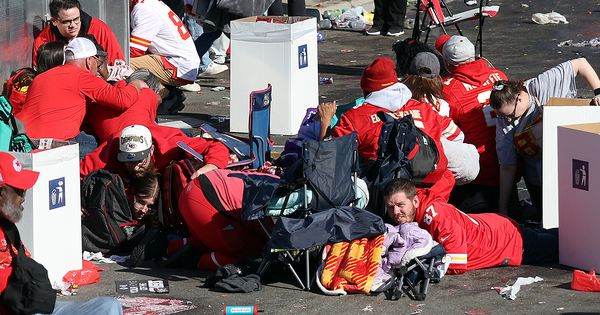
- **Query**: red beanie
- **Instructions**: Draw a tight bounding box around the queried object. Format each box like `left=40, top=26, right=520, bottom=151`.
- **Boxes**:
left=360, top=57, right=398, bottom=94
left=435, top=34, right=452, bottom=53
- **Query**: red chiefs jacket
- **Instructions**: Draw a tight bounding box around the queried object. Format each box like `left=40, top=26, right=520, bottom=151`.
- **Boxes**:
left=80, top=124, right=230, bottom=179
left=32, top=13, right=125, bottom=67
left=415, top=189, right=523, bottom=274
left=442, top=59, right=507, bottom=186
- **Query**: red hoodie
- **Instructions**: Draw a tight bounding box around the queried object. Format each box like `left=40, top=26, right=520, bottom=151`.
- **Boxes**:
left=442, top=59, right=507, bottom=187
left=414, top=189, right=522, bottom=274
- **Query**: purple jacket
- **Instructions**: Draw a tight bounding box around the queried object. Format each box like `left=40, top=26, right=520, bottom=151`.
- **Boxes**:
left=381, top=223, right=434, bottom=272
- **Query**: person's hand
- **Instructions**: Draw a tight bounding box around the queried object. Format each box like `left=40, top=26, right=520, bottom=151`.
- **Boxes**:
left=190, top=163, right=218, bottom=180
left=318, top=101, right=337, bottom=122
left=591, top=94, right=600, bottom=106
left=129, top=79, right=149, bottom=91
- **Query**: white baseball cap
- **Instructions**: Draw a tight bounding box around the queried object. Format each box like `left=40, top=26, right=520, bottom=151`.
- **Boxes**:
left=118, top=125, right=153, bottom=162
left=64, top=37, right=98, bottom=61
left=442, top=35, right=475, bottom=66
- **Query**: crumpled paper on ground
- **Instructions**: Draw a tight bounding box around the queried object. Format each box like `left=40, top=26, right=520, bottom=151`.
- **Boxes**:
left=492, top=276, right=543, bottom=300
left=532, top=12, right=568, bottom=24
left=558, top=37, right=600, bottom=48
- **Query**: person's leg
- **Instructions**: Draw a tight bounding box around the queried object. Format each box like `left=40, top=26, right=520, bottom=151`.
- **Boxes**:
left=368, top=0, right=386, bottom=34
left=70, top=131, right=98, bottom=159
left=523, top=181, right=543, bottom=222
left=449, top=183, right=500, bottom=213
left=210, top=33, right=230, bottom=64
left=287, top=0, right=306, bottom=16
left=52, top=297, right=122, bottom=315
left=268, top=0, right=284, bottom=15
left=386, top=0, right=408, bottom=35
left=521, top=226, right=558, bottom=265
left=130, top=55, right=182, bottom=86
left=194, top=30, right=223, bottom=62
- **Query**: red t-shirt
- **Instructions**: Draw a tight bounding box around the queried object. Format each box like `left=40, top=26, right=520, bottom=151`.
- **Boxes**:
left=32, top=17, right=125, bottom=67
left=80, top=124, right=230, bottom=179
left=17, top=64, right=140, bottom=140
left=84, top=81, right=159, bottom=144
left=415, top=189, right=523, bottom=274
left=443, top=59, right=508, bottom=186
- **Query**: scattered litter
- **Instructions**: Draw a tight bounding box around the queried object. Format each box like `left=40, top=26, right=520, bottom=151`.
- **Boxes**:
left=206, top=101, right=221, bottom=106
left=556, top=307, right=565, bottom=311
left=53, top=280, right=77, bottom=296
left=211, top=86, right=226, bottom=91
left=320, top=96, right=328, bottom=99
left=116, top=279, right=170, bottom=294
left=404, top=18, right=415, bottom=30
left=319, top=76, right=334, bottom=85
left=557, top=37, right=600, bottom=47
left=521, top=3, right=529, bottom=8
left=222, top=97, right=230, bottom=100
left=117, top=297, right=196, bottom=315
left=465, top=311, right=490, bottom=315
left=409, top=303, right=425, bottom=308
left=411, top=310, right=422, bottom=315
left=538, top=301, right=546, bottom=304
left=362, top=305, right=373, bottom=312
left=83, top=251, right=116, bottom=263
left=532, top=12, right=568, bottom=25
left=108, top=255, right=129, bottom=263
left=492, top=276, right=543, bottom=300
left=340, top=49, right=354, bottom=53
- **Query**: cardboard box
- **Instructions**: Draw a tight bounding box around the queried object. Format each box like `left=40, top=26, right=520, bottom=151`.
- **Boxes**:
left=230, top=16, right=318, bottom=135
left=557, top=123, right=600, bottom=271
left=542, top=97, right=600, bottom=228
left=12, top=140, right=82, bottom=283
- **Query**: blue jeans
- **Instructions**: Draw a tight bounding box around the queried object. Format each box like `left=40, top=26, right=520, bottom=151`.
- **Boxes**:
left=70, top=131, right=98, bottom=159
left=184, top=15, right=213, bottom=72
left=50, top=297, right=122, bottom=315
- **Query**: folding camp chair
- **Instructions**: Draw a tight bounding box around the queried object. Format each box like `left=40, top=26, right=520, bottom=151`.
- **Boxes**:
left=412, top=0, right=499, bottom=57
left=193, top=84, right=272, bottom=169
left=381, top=244, right=447, bottom=301
left=240, top=132, right=365, bottom=290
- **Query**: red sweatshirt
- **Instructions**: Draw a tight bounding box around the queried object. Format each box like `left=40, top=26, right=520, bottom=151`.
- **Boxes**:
left=415, top=189, right=523, bottom=274
left=80, top=124, right=230, bottom=178
left=32, top=17, right=125, bottom=67
left=333, top=100, right=459, bottom=200
left=17, top=64, right=140, bottom=140
left=84, top=80, right=159, bottom=144
left=442, top=59, right=507, bottom=186
left=0, top=226, right=33, bottom=315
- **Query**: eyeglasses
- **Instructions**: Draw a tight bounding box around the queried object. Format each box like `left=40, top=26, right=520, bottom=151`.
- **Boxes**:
left=496, top=97, right=520, bottom=123
left=57, top=16, right=81, bottom=26
left=93, top=55, right=106, bottom=68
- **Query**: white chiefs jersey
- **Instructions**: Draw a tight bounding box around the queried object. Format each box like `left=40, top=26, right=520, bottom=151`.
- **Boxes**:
left=130, top=0, right=200, bottom=81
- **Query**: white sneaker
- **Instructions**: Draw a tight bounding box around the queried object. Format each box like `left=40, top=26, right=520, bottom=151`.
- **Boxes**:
left=178, top=82, right=201, bottom=92
left=198, top=62, right=229, bottom=77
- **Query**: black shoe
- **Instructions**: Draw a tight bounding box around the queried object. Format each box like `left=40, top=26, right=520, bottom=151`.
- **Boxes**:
left=129, top=228, right=167, bottom=267
left=386, top=27, right=405, bottom=36
left=366, top=26, right=382, bottom=35
left=158, top=88, right=186, bottom=115
left=162, top=243, right=201, bottom=269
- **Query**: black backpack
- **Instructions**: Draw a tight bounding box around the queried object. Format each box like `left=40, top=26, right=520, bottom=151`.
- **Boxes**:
left=0, top=220, right=56, bottom=315
left=81, top=170, right=138, bottom=254
left=367, top=113, right=439, bottom=216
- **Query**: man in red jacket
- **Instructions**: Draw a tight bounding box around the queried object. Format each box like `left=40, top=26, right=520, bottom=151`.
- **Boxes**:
left=383, top=178, right=557, bottom=274
left=0, top=152, right=122, bottom=315
left=441, top=36, right=508, bottom=213
left=80, top=124, right=230, bottom=180
left=32, top=0, right=124, bottom=67
left=319, top=57, right=462, bottom=200
left=18, top=37, right=147, bottom=158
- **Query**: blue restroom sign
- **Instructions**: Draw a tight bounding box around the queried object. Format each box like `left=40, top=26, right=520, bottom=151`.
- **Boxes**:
left=298, top=44, right=308, bottom=69
left=49, top=177, right=66, bottom=210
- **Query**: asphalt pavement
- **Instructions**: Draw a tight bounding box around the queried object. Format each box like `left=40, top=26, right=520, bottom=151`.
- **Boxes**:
left=61, top=0, right=600, bottom=314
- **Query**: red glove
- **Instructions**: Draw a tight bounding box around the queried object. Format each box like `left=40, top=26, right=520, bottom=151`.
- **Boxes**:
left=571, top=269, right=600, bottom=292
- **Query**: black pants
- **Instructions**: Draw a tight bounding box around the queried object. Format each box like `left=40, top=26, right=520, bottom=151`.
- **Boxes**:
left=449, top=183, right=499, bottom=213
left=521, top=226, right=558, bottom=265
left=268, top=0, right=306, bottom=16
left=373, top=0, right=408, bottom=31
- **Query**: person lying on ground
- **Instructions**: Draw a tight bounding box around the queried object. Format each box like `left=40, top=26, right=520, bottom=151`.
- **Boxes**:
left=80, top=124, right=229, bottom=181
left=383, top=178, right=558, bottom=275
left=490, top=57, right=600, bottom=220
left=440, top=35, right=508, bottom=213
left=32, top=0, right=124, bottom=67
left=0, top=152, right=123, bottom=315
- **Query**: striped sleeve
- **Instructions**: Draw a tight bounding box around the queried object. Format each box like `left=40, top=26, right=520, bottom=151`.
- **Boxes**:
left=130, top=5, right=160, bottom=54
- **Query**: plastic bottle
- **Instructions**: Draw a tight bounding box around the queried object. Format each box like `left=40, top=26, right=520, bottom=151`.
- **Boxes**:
left=317, top=32, right=326, bottom=42
left=322, top=9, right=342, bottom=20
left=319, top=18, right=332, bottom=29
left=350, top=20, right=366, bottom=30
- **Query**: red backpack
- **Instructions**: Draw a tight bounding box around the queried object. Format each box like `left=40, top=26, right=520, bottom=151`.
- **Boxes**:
left=161, top=158, right=203, bottom=236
